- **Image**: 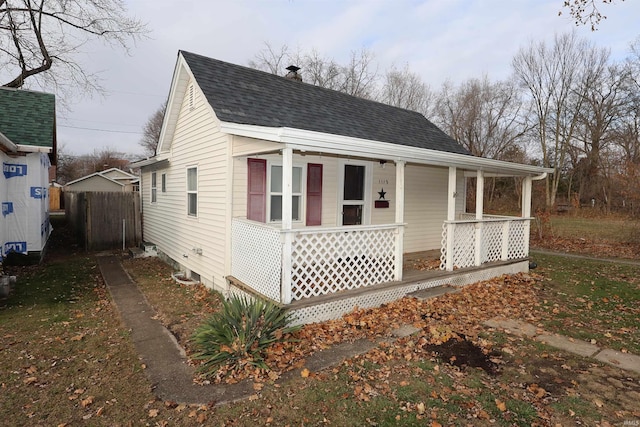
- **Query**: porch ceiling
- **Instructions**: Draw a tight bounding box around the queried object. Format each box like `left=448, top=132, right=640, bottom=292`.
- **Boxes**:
left=222, top=122, right=553, bottom=178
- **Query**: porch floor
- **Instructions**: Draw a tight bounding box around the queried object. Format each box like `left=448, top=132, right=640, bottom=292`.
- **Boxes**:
left=287, top=250, right=526, bottom=311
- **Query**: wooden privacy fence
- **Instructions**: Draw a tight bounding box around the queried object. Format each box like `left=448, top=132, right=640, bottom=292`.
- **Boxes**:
left=65, top=192, right=141, bottom=251
left=49, top=186, right=63, bottom=210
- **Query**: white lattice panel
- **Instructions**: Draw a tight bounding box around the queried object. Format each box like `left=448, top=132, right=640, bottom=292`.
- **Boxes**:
left=290, top=260, right=529, bottom=325
left=508, top=220, right=528, bottom=259
left=289, top=227, right=397, bottom=301
left=231, top=219, right=282, bottom=302
left=481, top=222, right=503, bottom=263
left=452, top=223, right=476, bottom=268
left=440, top=217, right=532, bottom=270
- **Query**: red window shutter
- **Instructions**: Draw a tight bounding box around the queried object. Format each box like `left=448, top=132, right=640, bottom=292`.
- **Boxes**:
left=306, top=163, right=323, bottom=226
left=247, top=158, right=266, bottom=222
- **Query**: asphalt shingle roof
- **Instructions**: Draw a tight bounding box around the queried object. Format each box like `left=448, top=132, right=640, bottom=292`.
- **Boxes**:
left=0, top=87, right=56, bottom=148
left=181, top=51, right=470, bottom=156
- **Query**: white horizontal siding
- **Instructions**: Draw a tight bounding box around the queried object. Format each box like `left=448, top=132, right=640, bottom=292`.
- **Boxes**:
left=403, top=164, right=449, bottom=252
left=371, top=162, right=396, bottom=225
left=232, top=135, right=282, bottom=156
left=231, top=153, right=341, bottom=227
left=66, top=176, right=123, bottom=192
left=142, top=79, right=230, bottom=291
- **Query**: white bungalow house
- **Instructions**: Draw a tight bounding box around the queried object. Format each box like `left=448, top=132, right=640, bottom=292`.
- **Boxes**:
left=132, top=51, right=552, bottom=324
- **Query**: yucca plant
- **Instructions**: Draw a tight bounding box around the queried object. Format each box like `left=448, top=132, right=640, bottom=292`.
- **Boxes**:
left=191, top=294, right=300, bottom=378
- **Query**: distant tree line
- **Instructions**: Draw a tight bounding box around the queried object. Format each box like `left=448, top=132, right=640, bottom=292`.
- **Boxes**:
left=240, top=35, right=640, bottom=216
left=55, top=147, right=137, bottom=184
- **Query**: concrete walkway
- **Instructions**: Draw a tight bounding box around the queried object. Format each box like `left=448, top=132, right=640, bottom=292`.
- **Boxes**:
left=484, top=318, right=640, bottom=375
left=97, top=255, right=414, bottom=405
left=98, top=254, right=640, bottom=405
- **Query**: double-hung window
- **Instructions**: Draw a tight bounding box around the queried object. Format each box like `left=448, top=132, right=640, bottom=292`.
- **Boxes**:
left=151, top=172, right=157, bottom=203
left=247, top=158, right=323, bottom=225
left=187, top=166, right=197, bottom=217
left=269, top=165, right=302, bottom=222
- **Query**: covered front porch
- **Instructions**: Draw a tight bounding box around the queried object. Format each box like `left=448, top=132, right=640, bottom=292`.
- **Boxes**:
left=226, top=133, right=549, bottom=323
left=230, top=210, right=534, bottom=305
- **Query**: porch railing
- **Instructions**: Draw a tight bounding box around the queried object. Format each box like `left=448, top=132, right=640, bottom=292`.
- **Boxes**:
left=231, top=218, right=402, bottom=304
left=440, top=215, right=532, bottom=271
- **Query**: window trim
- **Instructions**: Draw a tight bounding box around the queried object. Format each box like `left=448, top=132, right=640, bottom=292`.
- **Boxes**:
left=150, top=171, right=157, bottom=204
left=186, top=166, right=198, bottom=217
left=266, top=162, right=305, bottom=224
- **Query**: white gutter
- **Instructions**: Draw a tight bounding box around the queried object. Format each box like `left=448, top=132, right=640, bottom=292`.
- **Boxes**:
left=531, top=172, right=548, bottom=180
left=129, top=155, right=169, bottom=168
left=15, top=144, right=52, bottom=153
left=0, top=131, right=17, bottom=152
left=219, top=122, right=554, bottom=177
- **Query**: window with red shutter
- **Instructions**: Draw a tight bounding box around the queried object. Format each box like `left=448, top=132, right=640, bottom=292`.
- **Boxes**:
left=306, top=163, right=323, bottom=226
left=247, top=158, right=266, bottom=222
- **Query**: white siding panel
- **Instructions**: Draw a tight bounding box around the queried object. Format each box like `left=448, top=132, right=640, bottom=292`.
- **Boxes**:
left=371, top=162, right=396, bottom=225
left=142, top=79, right=230, bottom=291
left=403, top=164, right=449, bottom=253
left=231, top=153, right=341, bottom=227
left=66, top=176, right=123, bottom=192
left=232, top=135, right=282, bottom=156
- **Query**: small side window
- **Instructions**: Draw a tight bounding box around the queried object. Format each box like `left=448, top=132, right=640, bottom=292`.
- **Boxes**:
left=161, top=173, right=166, bottom=193
left=187, top=167, right=197, bottom=217
left=151, top=172, right=157, bottom=204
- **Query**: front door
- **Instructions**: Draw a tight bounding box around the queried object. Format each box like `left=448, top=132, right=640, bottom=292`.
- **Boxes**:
left=342, top=164, right=365, bottom=225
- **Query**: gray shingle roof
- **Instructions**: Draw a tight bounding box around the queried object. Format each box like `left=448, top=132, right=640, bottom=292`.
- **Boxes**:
left=181, top=51, right=470, bottom=156
left=0, top=87, right=55, bottom=148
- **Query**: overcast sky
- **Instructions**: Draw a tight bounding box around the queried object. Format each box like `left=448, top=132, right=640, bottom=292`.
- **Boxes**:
left=47, top=0, right=640, bottom=158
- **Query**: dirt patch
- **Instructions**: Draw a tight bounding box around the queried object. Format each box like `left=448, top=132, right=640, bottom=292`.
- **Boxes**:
left=423, top=334, right=499, bottom=375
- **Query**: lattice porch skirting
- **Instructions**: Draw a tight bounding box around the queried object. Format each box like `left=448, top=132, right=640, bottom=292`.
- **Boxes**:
left=228, top=260, right=529, bottom=326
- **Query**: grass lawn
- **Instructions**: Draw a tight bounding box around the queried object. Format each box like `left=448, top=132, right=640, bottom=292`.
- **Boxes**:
left=532, top=253, right=640, bottom=355
left=1, top=216, right=639, bottom=425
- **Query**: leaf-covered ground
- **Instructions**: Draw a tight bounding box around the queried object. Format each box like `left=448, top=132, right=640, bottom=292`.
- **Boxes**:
left=1, top=216, right=639, bottom=425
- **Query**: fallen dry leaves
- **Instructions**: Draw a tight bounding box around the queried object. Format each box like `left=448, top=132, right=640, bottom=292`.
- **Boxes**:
left=194, top=272, right=542, bottom=385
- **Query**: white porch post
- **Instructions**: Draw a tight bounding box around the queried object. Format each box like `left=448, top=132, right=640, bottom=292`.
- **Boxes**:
left=474, top=170, right=484, bottom=266
left=445, top=166, right=457, bottom=271
left=394, top=160, right=405, bottom=281
left=521, top=176, right=533, bottom=257
left=281, top=147, right=293, bottom=304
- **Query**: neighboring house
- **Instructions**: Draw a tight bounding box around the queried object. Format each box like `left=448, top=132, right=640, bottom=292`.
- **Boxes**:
left=132, top=51, right=553, bottom=324
left=0, top=87, right=56, bottom=261
left=64, top=168, right=139, bottom=193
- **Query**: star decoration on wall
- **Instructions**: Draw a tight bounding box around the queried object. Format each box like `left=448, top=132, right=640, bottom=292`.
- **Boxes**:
left=378, top=188, right=386, bottom=200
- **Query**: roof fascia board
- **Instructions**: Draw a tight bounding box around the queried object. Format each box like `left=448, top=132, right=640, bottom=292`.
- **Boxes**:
left=15, top=144, right=52, bottom=153
left=102, top=167, right=137, bottom=178
left=0, top=131, right=18, bottom=152
left=129, top=155, right=170, bottom=169
left=65, top=172, right=124, bottom=187
left=219, top=122, right=553, bottom=176
left=157, top=53, right=189, bottom=154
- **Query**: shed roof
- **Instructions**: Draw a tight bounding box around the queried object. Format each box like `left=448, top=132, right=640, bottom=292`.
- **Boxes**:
left=180, top=51, right=470, bottom=156
left=0, top=87, right=56, bottom=148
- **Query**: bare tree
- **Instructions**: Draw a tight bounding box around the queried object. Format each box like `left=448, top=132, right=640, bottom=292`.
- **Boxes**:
left=433, top=76, right=528, bottom=160
left=512, top=32, right=601, bottom=208
left=560, top=0, right=624, bottom=30
left=379, top=64, right=433, bottom=116
left=56, top=146, right=131, bottom=184
left=248, top=42, right=292, bottom=75
left=249, top=43, right=378, bottom=99
left=339, top=48, right=378, bottom=99
left=0, top=0, right=147, bottom=93
left=571, top=59, right=628, bottom=208
left=139, top=101, right=166, bottom=156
